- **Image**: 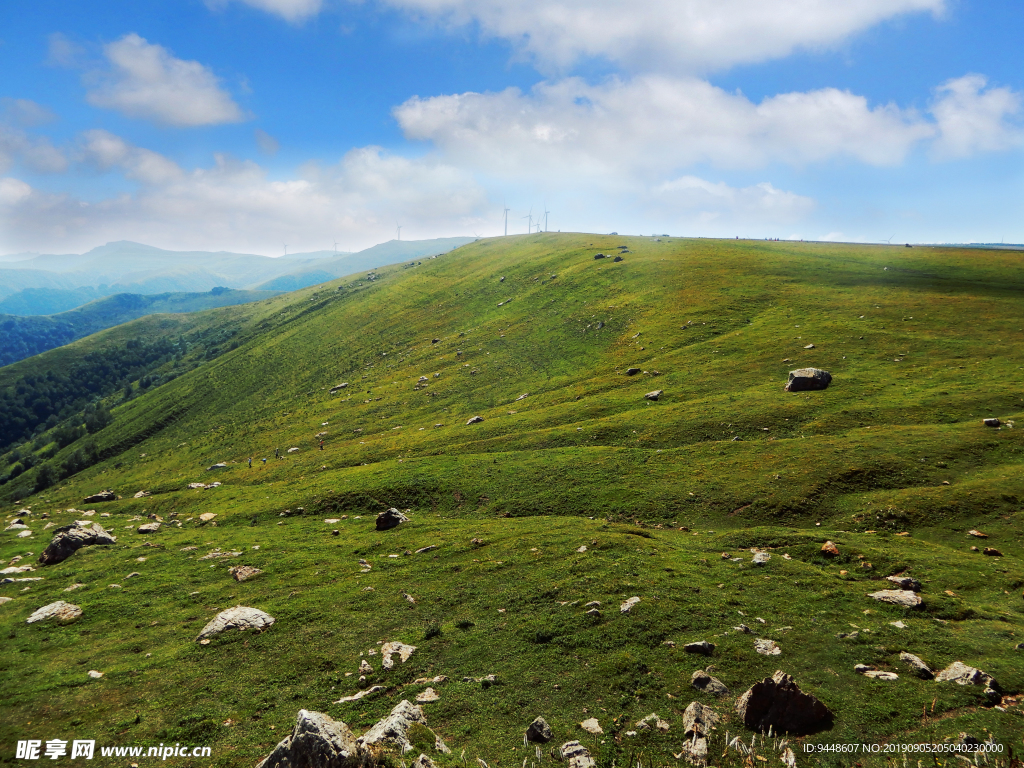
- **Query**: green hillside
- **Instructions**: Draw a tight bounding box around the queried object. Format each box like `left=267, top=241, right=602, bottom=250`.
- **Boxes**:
left=2, top=234, right=1023, bottom=766
left=0, top=288, right=282, bottom=367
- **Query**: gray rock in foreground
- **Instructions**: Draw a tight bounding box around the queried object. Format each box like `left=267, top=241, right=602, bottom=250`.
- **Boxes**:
left=868, top=589, right=921, bottom=607
left=900, top=652, right=934, bottom=679
left=357, top=700, right=449, bottom=754
left=784, top=368, right=832, bottom=392
left=560, top=741, right=596, bottom=768
left=26, top=601, right=82, bottom=625
left=684, top=640, right=715, bottom=656
left=83, top=490, right=118, bottom=503
left=691, top=669, right=730, bottom=696
left=735, top=670, right=831, bottom=735
left=196, top=606, right=275, bottom=641
left=256, top=710, right=361, bottom=768
left=38, top=522, right=116, bottom=565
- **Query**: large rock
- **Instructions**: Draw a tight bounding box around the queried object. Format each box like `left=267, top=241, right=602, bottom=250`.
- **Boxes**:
left=560, top=742, right=596, bottom=768
left=644, top=390, right=663, bottom=401
left=691, top=670, right=729, bottom=696
left=868, top=589, right=921, bottom=608
left=899, top=652, right=934, bottom=679
left=935, top=661, right=995, bottom=688
left=196, top=606, right=275, bottom=640
left=137, top=522, right=161, bottom=534
left=380, top=641, right=417, bottom=669
left=679, top=702, right=718, bottom=765
left=26, top=601, right=82, bottom=625
left=376, top=508, right=409, bottom=531
left=357, top=700, right=449, bottom=754
left=38, top=522, right=116, bottom=565
left=525, top=716, right=552, bottom=743
left=735, top=671, right=831, bottom=735
left=683, top=640, right=715, bottom=656
left=256, top=710, right=362, bottom=768
left=886, top=575, right=922, bottom=591
left=784, top=368, right=832, bottom=392
left=83, top=490, right=118, bottom=503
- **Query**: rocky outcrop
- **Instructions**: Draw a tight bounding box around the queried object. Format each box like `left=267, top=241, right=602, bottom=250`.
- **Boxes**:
left=560, top=742, right=596, bottom=768
left=38, top=522, right=116, bottom=565
left=376, top=508, right=409, bottom=531
left=26, top=601, right=82, bottom=625
left=357, top=700, right=450, bottom=754
left=83, top=490, right=118, bottom=503
left=256, top=710, right=361, bottom=768
left=525, top=716, right=552, bottom=743
left=196, top=606, right=275, bottom=641
left=679, top=702, right=718, bottom=765
left=784, top=368, right=832, bottom=392
left=691, top=669, right=729, bottom=696
left=735, top=671, right=831, bottom=735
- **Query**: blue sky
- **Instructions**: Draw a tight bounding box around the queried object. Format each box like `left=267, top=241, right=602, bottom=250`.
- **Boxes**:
left=0, top=0, right=1021, bottom=254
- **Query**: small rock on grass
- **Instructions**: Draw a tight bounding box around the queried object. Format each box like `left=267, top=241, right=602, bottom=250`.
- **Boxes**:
left=196, top=606, right=275, bottom=641
left=229, top=565, right=262, bottom=582
left=357, top=700, right=450, bottom=754
left=525, top=716, right=552, bottom=743
left=684, top=640, right=715, bottom=656
left=754, top=638, right=781, bottom=656
left=579, top=718, right=603, bottom=734
left=560, top=742, right=596, bottom=768
left=899, top=652, right=934, bottom=679
left=376, top=508, right=409, bottom=531
left=868, top=590, right=921, bottom=608
left=691, top=670, right=729, bottom=696
left=885, top=575, right=921, bottom=591
left=26, top=601, right=82, bottom=624
left=636, top=713, right=669, bottom=732
left=256, top=709, right=360, bottom=768
left=415, top=687, right=440, bottom=703
left=620, top=596, right=640, bottom=613
left=88, top=670, right=104, bottom=679
left=820, top=540, right=839, bottom=556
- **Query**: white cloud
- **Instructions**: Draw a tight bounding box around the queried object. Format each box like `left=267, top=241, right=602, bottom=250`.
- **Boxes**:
left=651, top=176, right=815, bottom=223
left=46, top=32, right=86, bottom=68
left=930, top=74, right=1023, bottom=160
left=380, top=0, right=944, bottom=73
left=395, top=75, right=936, bottom=180
left=209, top=0, right=323, bottom=23
left=0, top=137, right=488, bottom=254
left=255, top=128, right=281, bottom=155
left=86, top=34, right=247, bottom=127
left=1, top=98, right=57, bottom=127
left=0, top=125, right=68, bottom=175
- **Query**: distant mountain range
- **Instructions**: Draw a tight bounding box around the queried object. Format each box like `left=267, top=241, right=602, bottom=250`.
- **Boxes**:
left=0, top=237, right=476, bottom=316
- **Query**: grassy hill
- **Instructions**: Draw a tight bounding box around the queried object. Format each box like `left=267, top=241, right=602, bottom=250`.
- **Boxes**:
left=1, top=234, right=1023, bottom=766
left=0, top=288, right=282, bottom=367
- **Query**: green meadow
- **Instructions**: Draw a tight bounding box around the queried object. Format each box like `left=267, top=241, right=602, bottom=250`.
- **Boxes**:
left=2, top=234, right=1023, bottom=766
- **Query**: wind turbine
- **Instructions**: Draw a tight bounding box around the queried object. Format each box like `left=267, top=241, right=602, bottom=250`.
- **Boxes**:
left=503, top=199, right=510, bottom=237
left=333, top=240, right=339, bottom=254
left=396, top=224, right=402, bottom=241
left=522, top=207, right=533, bottom=235
left=543, top=205, right=550, bottom=233
left=282, top=243, right=288, bottom=256
left=882, top=234, right=895, bottom=244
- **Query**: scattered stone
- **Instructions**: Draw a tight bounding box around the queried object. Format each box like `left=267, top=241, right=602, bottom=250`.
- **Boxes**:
left=820, top=541, right=839, bottom=556
left=335, top=686, right=384, bottom=703
left=560, top=741, right=596, bottom=768
left=207, top=463, right=229, bottom=470
left=803, top=343, right=815, bottom=349
left=229, top=566, right=262, bottom=582
left=88, top=670, right=104, bottom=679
left=137, top=522, right=161, bottom=534
left=752, top=552, right=771, bottom=565
left=983, top=547, right=1003, bottom=557
left=380, top=641, right=417, bottom=669
left=125, top=572, right=141, bottom=579
left=967, top=529, right=988, bottom=538
left=636, top=713, right=669, bottom=732
left=784, top=368, right=832, bottom=392
left=415, top=545, right=438, bottom=554
left=199, top=513, right=217, bottom=522
left=886, top=575, right=921, bottom=591
left=899, top=652, right=934, bottom=679
left=679, top=702, right=718, bottom=765
left=869, top=590, right=922, bottom=608
left=38, top=522, right=116, bottom=565
left=620, top=596, right=640, bottom=613
left=376, top=508, right=409, bottom=531
left=576, top=545, right=587, bottom=553
left=754, top=638, right=781, bottom=656
left=196, top=606, right=275, bottom=640
left=584, top=601, right=601, bottom=609
left=411, top=755, right=436, bottom=768
left=133, top=491, right=151, bottom=499
left=735, top=670, right=832, bottom=734
left=416, top=687, right=440, bottom=703
left=26, top=600, right=82, bottom=625
left=613, top=256, right=623, bottom=262
left=889, top=620, right=906, bottom=629
left=83, top=490, right=118, bottom=503
left=625, top=368, right=641, bottom=376
left=579, top=718, right=603, bottom=734
left=255, top=709, right=361, bottom=768
left=0, top=596, right=12, bottom=605
left=684, top=641, right=715, bottom=656
left=466, top=416, right=484, bottom=425
left=644, top=390, right=663, bottom=401
left=357, top=700, right=450, bottom=754
left=983, top=418, right=1001, bottom=427
left=525, top=716, right=552, bottom=743
left=855, top=665, right=898, bottom=680
left=691, top=670, right=729, bottom=696
left=64, top=583, right=84, bottom=592
left=199, top=550, right=242, bottom=560
left=330, top=383, right=349, bottom=393
left=935, top=661, right=996, bottom=689
left=287, top=448, right=300, bottom=453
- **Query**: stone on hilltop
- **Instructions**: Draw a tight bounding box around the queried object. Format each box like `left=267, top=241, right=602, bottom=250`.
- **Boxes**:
left=784, top=368, right=832, bottom=392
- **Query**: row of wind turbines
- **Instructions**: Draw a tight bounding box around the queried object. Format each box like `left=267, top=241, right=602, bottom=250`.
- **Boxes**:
left=503, top=202, right=551, bottom=236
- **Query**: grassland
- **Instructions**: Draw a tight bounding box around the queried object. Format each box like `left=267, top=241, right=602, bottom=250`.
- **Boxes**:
left=2, top=234, right=1023, bottom=766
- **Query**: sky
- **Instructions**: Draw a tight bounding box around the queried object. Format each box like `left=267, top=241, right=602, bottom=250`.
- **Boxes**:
left=0, top=0, right=1021, bottom=255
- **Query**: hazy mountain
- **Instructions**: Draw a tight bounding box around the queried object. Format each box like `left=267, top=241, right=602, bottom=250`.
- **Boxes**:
left=0, top=287, right=280, bottom=367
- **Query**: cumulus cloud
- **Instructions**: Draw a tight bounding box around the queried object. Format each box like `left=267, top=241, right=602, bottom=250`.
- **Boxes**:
left=85, top=34, right=247, bottom=127
left=0, top=120, right=68, bottom=175
left=930, top=74, right=1023, bottom=160
left=47, top=32, right=86, bottom=68
left=395, top=75, right=936, bottom=180
left=1, top=98, right=58, bottom=127
left=651, top=176, right=815, bottom=224
left=380, top=0, right=944, bottom=73
left=0, top=135, right=489, bottom=254
left=208, top=0, right=323, bottom=22
left=255, top=128, right=281, bottom=155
